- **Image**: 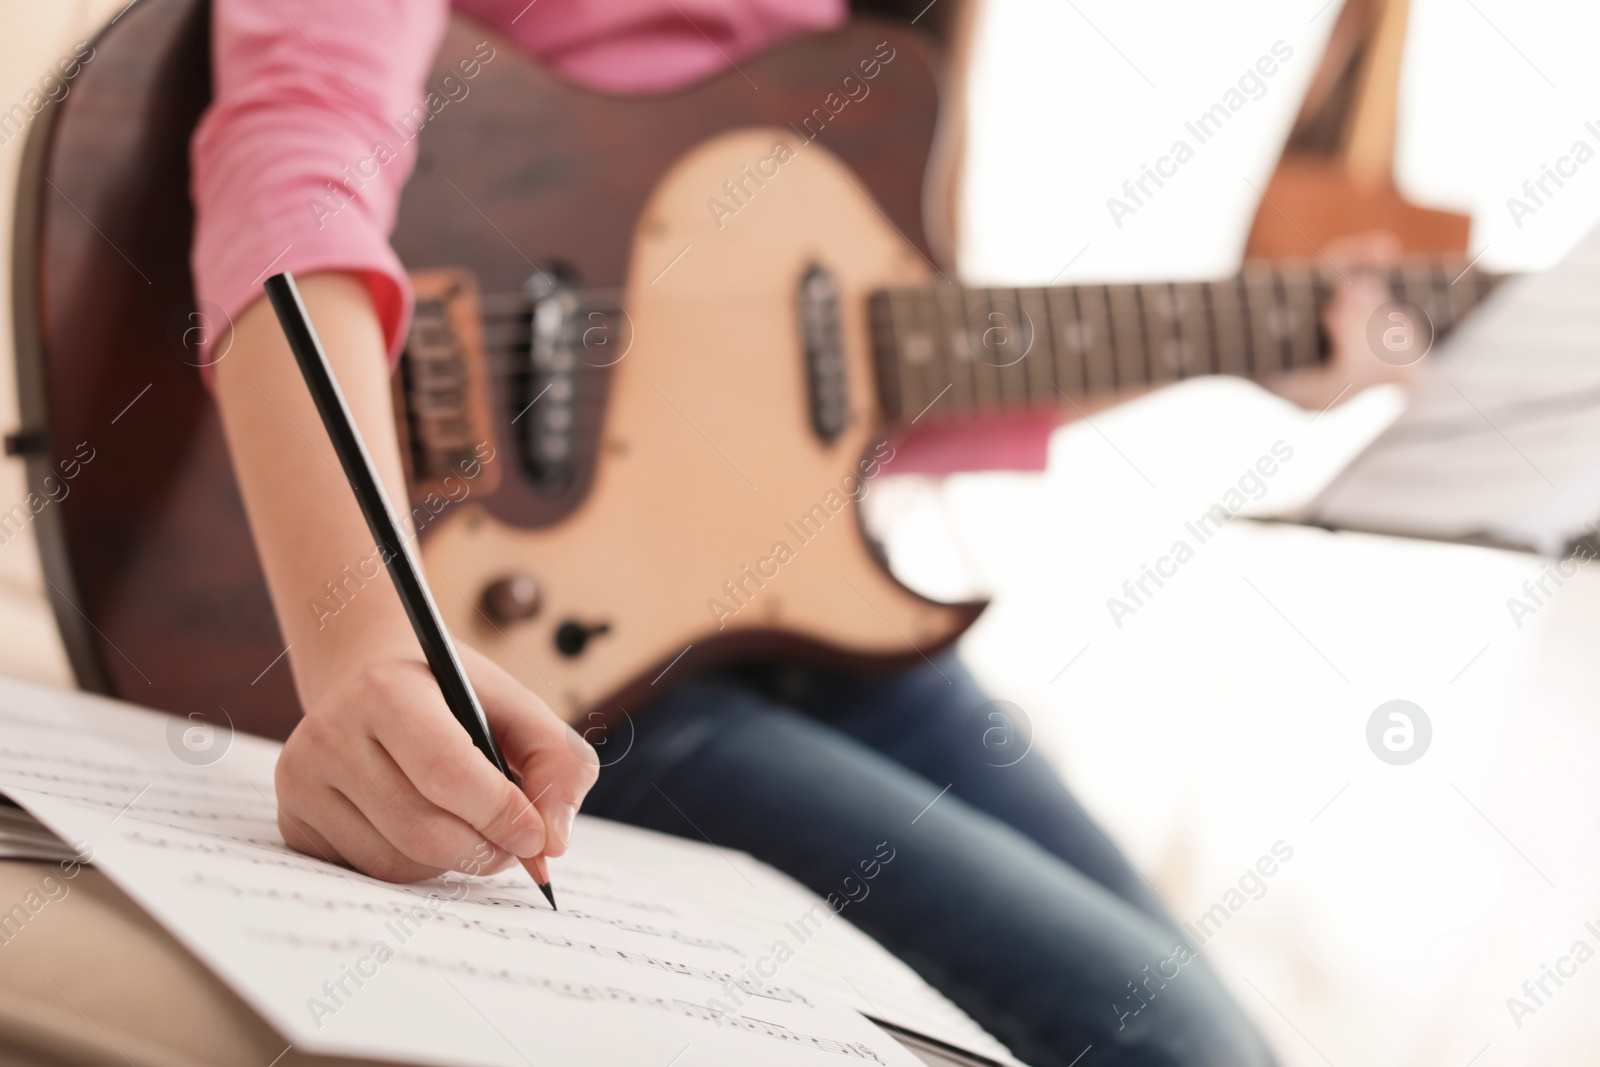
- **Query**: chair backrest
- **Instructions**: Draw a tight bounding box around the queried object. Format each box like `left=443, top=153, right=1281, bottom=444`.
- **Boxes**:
left=10, top=0, right=946, bottom=742
left=12, top=0, right=304, bottom=739
left=1244, top=0, right=1471, bottom=256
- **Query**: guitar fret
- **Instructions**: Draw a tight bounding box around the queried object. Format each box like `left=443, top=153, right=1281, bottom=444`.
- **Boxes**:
left=1234, top=273, right=1258, bottom=379
left=991, top=287, right=1022, bottom=406
left=1138, top=284, right=1175, bottom=384
left=1241, top=265, right=1281, bottom=376
left=1410, top=260, right=1444, bottom=332
left=1393, top=263, right=1417, bottom=321
left=933, top=284, right=975, bottom=415
left=866, top=291, right=903, bottom=421
left=1172, top=284, right=1193, bottom=379
left=1277, top=267, right=1300, bottom=370
left=1145, top=281, right=1211, bottom=382
left=1312, top=270, right=1335, bottom=362
left=1432, top=261, right=1458, bottom=332
left=1000, top=287, right=1034, bottom=407
left=1135, top=286, right=1156, bottom=385
left=1044, top=286, right=1087, bottom=397
left=1267, top=271, right=1288, bottom=376
left=951, top=286, right=981, bottom=408
left=1445, top=258, right=1479, bottom=328
left=1176, top=282, right=1211, bottom=379
left=1081, top=286, right=1117, bottom=394
left=868, top=258, right=1505, bottom=425
left=1106, top=285, right=1145, bottom=389
left=1421, top=262, right=1445, bottom=342
left=1208, top=276, right=1248, bottom=378
left=966, top=287, right=1004, bottom=412
left=1081, top=287, right=1106, bottom=391
left=1198, top=282, right=1219, bottom=378
left=1270, top=267, right=1293, bottom=374
left=901, top=288, right=941, bottom=420
left=1015, top=285, right=1056, bottom=407
left=1197, top=280, right=1222, bottom=376
left=1388, top=263, right=1421, bottom=344
left=1283, top=263, right=1321, bottom=370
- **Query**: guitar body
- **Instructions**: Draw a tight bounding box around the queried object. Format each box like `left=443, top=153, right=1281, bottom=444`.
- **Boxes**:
left=13, top=0, right=981, bottom=737
left=424, top=126, right=982, bottom=719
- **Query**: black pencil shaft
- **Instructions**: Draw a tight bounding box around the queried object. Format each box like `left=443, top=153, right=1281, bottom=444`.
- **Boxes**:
left=263, top=272, right=510, bottom=779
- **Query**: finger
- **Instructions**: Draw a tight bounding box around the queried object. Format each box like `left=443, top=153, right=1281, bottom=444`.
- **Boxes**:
left=275, top=729, right=361, bottom=868
left=277, top=807, right=345, bottom=867
left=1322, top=274, right=1386, bottom=334
left=285, top=782, right=442, bottom=883
left=279, top=706, right=460, bottom=879
left=340, top=734, right=518, bottom=875
left=370, top=674, right=551, bottom=859
left=469, top=659, right=600, bottom=858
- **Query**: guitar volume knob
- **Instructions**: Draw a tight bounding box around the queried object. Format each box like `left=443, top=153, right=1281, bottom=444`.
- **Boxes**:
left=482, top=575, right=542, bottom=622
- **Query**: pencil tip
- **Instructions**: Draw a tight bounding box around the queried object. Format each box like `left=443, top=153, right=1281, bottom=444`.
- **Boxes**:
left=537, top=881, right=557, bottom=910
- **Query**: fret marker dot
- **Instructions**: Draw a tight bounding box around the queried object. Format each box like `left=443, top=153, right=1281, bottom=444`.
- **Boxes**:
left=1061, top=322, right=1094, bottom=354
left=1266, top=307, right=1297, bottom=340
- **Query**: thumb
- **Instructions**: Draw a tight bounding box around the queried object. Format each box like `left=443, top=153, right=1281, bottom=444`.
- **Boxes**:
left=472, top=660, right=600, bottom=858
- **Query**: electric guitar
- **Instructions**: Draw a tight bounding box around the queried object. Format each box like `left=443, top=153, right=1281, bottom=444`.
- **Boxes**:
left=10, top=0, right=1496, bottom=739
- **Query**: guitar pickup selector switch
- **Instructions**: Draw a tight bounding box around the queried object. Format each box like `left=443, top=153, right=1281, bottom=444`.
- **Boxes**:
left=555, top=619, right=611, bottom=658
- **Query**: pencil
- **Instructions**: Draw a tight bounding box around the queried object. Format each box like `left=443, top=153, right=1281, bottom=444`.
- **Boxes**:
left=264, top=271, right=557, bottom=911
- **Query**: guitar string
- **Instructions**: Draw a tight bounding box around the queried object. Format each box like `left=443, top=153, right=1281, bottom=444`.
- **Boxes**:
left=415, top=263, right=1495, bottom=392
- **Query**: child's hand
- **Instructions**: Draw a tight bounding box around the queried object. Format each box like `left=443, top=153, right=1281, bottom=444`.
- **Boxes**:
left=1266, top=230, right=1417, bottom=411
left=1318, top=230, right=1421, bottom=399
left=216, top=274, right=598, bottom=883
left=273, top=643, right=599, bottom=883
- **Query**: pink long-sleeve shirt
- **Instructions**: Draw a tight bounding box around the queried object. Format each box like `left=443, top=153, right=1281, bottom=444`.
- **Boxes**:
left=189, top=0, right=1053, bottom=473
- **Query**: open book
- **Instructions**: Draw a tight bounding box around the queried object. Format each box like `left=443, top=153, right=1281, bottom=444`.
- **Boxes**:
left=1291, top=219, right=1600, bottom=558
left=0, top=675, right=1022, bottom=1067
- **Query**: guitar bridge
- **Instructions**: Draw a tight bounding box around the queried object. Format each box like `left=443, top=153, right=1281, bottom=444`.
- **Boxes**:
left=398, top=270, right=501, bottom=504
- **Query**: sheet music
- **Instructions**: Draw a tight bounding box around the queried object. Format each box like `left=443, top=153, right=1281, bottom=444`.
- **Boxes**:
left=1296, top=219, right=1600, bottom=556
left=0, top=676, right=1020, bottom=1067
left=0, top=801, right=86, bottom=863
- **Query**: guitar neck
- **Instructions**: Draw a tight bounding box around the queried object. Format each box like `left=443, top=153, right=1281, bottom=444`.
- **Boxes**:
left=868, top=258, right=1502, bottom=425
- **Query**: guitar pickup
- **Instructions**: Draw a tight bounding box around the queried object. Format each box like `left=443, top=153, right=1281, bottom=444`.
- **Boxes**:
left=798, top=265, right=848, bottom=443
left=521, top=268, right=583, bottom=491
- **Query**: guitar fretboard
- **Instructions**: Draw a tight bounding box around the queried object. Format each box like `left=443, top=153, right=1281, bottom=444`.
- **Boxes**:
left=868, top=259, right=1501, bottom=424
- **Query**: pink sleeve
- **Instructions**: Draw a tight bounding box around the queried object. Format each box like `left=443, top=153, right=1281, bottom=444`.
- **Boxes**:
left=890, top=411, right=1056, bottom=474
left=190, top=0, right=450, bottom=369
left=459, top=0, right=847, bottom=93
left=187, top=0, right=1037, bottom=475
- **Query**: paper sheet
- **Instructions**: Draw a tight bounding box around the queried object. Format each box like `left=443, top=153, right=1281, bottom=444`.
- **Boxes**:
left=0, top=801, right=85, bottom=862
left=1295, top=220, right=1600, bottom=556
left=0, top=676, right=1020, bottom=1067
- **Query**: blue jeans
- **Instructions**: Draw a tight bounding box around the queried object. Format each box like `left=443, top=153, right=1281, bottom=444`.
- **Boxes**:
left=583, top=654, right=1276, bottom=1067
